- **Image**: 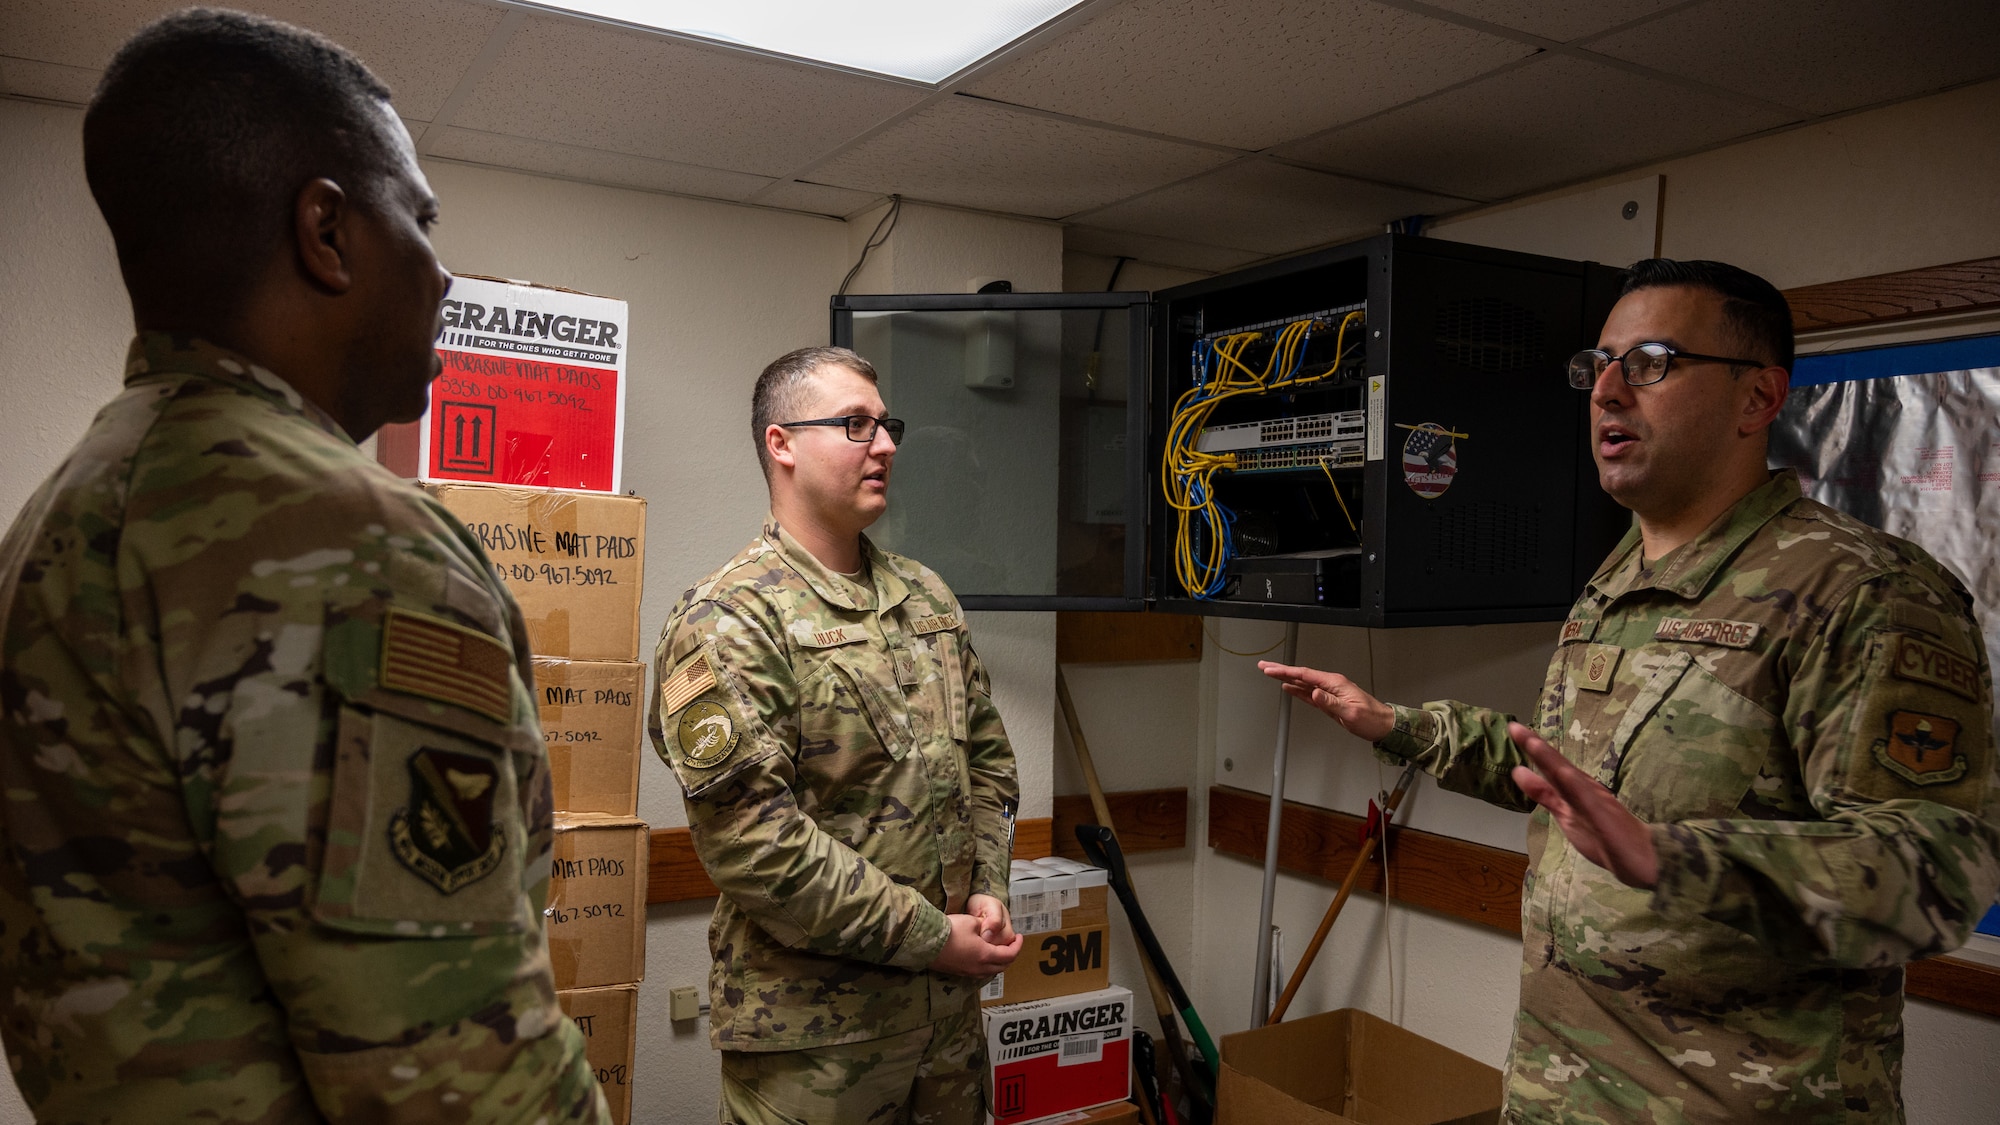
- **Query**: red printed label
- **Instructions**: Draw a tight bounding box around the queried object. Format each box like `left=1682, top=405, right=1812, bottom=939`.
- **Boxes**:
left=426, top=350, right=619, bottom=490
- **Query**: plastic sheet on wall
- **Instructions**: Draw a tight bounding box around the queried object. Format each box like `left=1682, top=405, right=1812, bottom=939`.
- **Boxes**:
left=1767, top=350, right=2000, bottom=936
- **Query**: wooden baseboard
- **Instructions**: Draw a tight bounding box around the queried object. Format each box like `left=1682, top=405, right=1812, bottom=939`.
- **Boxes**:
left=1785, top=255, right=2000, bottom=332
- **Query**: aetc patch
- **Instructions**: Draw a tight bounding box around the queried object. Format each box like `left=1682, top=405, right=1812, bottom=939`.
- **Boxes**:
left=1399, top=422, right=1462, bottom=499
left=1872, top=710, right=1967, bottom=786
left=389, top=747, right=506, bottom=893
left=677, top=699, right=739, bottom=769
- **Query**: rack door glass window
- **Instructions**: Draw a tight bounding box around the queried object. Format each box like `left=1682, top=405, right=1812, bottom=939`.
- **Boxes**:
left=832, top=295, right=1147, bottom=608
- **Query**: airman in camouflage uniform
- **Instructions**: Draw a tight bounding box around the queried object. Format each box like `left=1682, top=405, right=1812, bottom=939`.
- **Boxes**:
left=1264, top=261, right=2000, bottom=1123
left=649, top=347, right=1020, bottom=1124
left=0, top=11, right=605, bottom=1123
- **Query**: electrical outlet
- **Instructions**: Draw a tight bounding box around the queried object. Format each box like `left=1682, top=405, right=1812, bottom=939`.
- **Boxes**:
left=669, top=986, right=701, bottom=1022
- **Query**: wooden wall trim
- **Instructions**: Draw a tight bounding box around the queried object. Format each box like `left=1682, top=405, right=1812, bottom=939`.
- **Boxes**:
left=1205, top=784, right=2000, bottom=1019
left=1207, top=784, right=1525, bottom=934
left=646, top=786, right=1192, bottom=905
left=1784, top=255, right=2000, bottom=333
left=1057, top=611, right=1202, bottom=663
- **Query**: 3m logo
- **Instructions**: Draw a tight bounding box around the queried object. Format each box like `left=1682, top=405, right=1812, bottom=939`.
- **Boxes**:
left=1039, top=930, right=1103, bottom=976
left=438, top=400, right=496, bottom=474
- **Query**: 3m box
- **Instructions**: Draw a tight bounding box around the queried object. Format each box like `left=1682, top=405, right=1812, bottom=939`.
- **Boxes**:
left=984, top=860, right=1112, bottom=1007
left=426, top=483, right=646, bottom=661
left=549, top=815, right=648, bottom=989
left=557, top=984, right=637, bottom=1125
left=534, top=658, right=643, bottom=817
left=1216, top=1009, right=1502, bottom=1125
left=987, top=986, right=1132, bottom=1125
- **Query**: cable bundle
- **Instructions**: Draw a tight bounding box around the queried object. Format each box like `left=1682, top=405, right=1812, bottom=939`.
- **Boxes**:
left=1162, top=311, right=1362, bottom=599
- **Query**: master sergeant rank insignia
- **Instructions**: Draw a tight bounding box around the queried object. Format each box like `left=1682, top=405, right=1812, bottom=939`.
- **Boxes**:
left=389, top=747, right=506, bottom=893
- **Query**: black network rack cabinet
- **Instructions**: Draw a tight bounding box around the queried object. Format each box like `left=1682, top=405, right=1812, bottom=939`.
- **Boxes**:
left=829, top=233, right=1627, bottom=626
left=1149, top=234, right=1627, bottom=627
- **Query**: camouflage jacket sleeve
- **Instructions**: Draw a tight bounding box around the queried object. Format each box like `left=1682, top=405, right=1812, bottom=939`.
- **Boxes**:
left=1375, top=700, right=1538, bottom=813
left=1648, top=574, right=2000, bottom=966
left=959, top=628, right=1018, bottom=907
left=657, top=597, right=950, bottom=971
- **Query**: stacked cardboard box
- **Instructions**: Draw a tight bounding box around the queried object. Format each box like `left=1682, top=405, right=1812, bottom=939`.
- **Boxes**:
left=986, top=985, right=1134, bottom=1125
left=983, top=858, right=1112, bottom=1007
left=426, top=482, right=649, bottom=1125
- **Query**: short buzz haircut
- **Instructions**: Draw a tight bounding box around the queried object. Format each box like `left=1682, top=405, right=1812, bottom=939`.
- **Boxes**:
left=84, top=8, right=401, bottom=318
left=1620, top=258, right=1795, bottom=375
left=751, top=347, right=879, bottom=477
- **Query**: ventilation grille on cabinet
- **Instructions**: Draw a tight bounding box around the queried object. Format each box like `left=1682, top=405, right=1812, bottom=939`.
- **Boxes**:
left=1433, top=297, right=1547, bottom=374
left=1427, top=503, right=1540, bottom=575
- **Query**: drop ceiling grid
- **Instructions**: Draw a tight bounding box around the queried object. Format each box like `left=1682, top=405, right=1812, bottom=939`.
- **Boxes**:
left=444, top=12, right=930, bottom=179
left=423, top=125, right=775, bottom=200
left=0, top=0, right=505, bottom=119
left=806, top=95, right=1239, bottom=220
left=1402, top=0, right=1695, bottom=43
left=1274, top=52, right=1798, bottom=201
left=1586, top=0, right=2000, bottom=116
left=960, top=0, right=1538, bottom=150
left=1068, top=158, right=1467, bottom=254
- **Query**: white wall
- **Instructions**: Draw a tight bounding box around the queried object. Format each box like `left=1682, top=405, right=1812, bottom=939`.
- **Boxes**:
left=1055, top=77, right=2000, bottom=1125
left=0, top=97, right=1065, bottom=1125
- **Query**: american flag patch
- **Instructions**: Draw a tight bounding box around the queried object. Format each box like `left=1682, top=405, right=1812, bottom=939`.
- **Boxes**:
left=379, top=607, right=514, bottom=722
left=661, top=652, right=717, bottom=715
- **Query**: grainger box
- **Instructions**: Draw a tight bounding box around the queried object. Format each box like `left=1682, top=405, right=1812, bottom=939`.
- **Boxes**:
left=986, top=985, right=1132, bottom=1125
left=557, top=984, right=637, bottom=1125
left=549, top=814, right=648, bottom=990
left=534, top=657, right=644, bottom=817
left=425, top=483, right=646, bottom=662
left=1216, top=1008, right=1502, bottom=1125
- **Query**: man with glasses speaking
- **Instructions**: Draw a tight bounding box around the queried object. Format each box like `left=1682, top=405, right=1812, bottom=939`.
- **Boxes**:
left=649, top=346, right=1022, bottom=1123
left=1262, top=260, right=2000, bottom=1123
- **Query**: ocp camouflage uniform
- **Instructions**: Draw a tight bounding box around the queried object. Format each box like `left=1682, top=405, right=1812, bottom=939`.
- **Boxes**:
left=648, top=520, right=1018, bottom=1124
left=1378, top=471, right=2000, bottom=1124
left=0, top=335, right=606, bottom=1124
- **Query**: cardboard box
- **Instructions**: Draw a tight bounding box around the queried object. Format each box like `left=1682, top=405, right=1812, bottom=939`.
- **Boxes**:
left=426, top=483, right=646, bottom=661
left=987, top=986, right=1132, bottom=1125
left=1216, top=1009, right=1502, bottom=1125
left=549, top=814, right=649, bottom=989
left=534, top=657, right=643, bottom=817
left=1034, top=1102, right=1139, bottom=1125
left=557, top=984, right=637, bottom=1125
left=985, top=860, right=1113, bottom=1006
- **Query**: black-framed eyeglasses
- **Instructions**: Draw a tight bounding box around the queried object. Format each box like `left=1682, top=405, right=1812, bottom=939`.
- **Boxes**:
left=776, top=415, right=907, bottom=445
left=1568, top=342, right=1767, bottom=389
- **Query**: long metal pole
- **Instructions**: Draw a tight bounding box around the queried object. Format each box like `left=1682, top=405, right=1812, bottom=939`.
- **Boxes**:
left=1249, top=621, right=1299, bottom=1026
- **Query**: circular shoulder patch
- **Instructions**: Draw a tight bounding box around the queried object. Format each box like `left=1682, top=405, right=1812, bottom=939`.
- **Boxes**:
left=676, top=699, right=739, bottom=768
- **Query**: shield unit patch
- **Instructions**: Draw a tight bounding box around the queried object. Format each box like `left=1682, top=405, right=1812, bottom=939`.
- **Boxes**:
left=389, top=746, right=507, bottom=893
left=1872, top=710, right=1967, bottom=786
left=676, top=699, right=739, bottom=769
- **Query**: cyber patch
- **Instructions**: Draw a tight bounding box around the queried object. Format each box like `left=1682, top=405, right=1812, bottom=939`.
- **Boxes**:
left=1871, top=710, right=1967, bottom=786
left=676, top=699, right=739, bottom=769
left=1892, top=634, right=1981, bottom=702
left=388, top=746, right=506, bottom=893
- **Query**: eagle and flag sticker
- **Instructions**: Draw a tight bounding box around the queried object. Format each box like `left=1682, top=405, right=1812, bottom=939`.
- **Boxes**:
left=1398, top=422, right=1465, bottom=499
left=389, top=747, right=506, bottom=893
left=663, top=650, right=739, bottom=769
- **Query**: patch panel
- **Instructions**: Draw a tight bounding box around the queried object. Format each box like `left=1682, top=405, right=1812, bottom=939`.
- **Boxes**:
left=1197, top=410, right=1365, bottom=454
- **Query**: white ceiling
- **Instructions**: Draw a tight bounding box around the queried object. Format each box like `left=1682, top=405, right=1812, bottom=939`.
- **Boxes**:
left=5, top=0, right=1998, bottom=274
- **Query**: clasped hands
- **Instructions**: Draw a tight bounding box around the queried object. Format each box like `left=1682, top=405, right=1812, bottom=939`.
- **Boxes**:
left=931, top=892, right=1023, bottom=976
left=1258, top=662, right=1660, bottom=889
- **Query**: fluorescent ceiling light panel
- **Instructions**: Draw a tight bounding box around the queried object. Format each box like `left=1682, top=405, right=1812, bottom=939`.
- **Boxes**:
left=523, top=1, right=1091, bottom=84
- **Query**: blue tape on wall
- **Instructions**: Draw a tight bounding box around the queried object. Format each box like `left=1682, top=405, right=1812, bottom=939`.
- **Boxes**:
left=1792, top=334, right=2000, bottom=386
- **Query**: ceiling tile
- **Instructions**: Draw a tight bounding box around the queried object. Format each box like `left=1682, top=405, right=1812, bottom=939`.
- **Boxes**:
left=447, top=14, right=926, bottom=179
left=809, top=96, right=1235, bottom=219
left=0, top=0, right=505, bottom=120
left=965, top=0, right=1533, bottom=149
left=1276, top=54, right=1796, bottom=200
left=756, top=180, right=886, bottom=219
left=1071, top=159, right=1466, bottom=255
left=423, top=127, right=774, bottom=201
left=1410, top=1, right=1686, bottom=43
left=1063, top=225, right=1265, bottom=274
left=1587, top=0, right=2000, bottom=116
left=0, top=56, right=99, bottom=104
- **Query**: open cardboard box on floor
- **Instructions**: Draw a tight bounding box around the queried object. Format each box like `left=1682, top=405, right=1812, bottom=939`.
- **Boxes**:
left=1217, top=1008, right=1501, bottom=1125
